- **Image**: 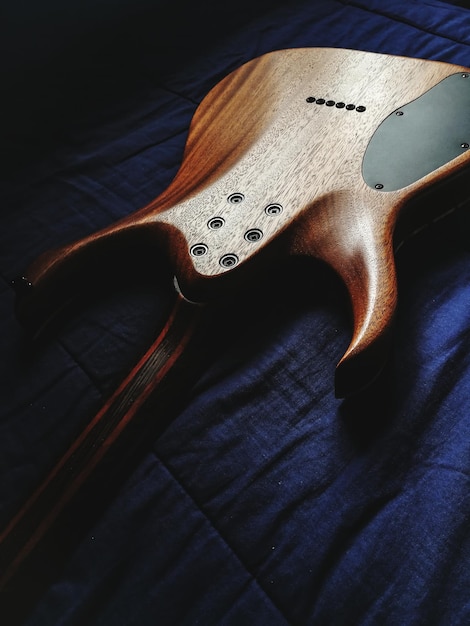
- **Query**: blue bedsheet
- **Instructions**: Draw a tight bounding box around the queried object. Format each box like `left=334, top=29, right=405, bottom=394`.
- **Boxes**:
left=1, top=0, right=470, bottom=624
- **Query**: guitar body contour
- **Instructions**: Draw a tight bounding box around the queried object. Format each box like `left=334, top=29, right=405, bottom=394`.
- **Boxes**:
left=15, top=48, right=470, bottom=396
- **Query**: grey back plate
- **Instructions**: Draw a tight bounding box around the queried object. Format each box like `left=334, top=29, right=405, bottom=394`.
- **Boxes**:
left=363, top=72, right=470, bottom=191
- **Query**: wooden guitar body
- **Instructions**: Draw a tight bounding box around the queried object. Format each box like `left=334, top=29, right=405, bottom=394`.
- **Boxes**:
left=15, top=48, right=470, bottom=396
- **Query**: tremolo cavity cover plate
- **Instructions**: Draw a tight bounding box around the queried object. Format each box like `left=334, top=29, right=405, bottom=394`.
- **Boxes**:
left=363, top=72, right=470, bottom=191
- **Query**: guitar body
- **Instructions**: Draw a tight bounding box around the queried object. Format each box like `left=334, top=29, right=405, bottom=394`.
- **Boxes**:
left=15, top=48, right=470, bottom=396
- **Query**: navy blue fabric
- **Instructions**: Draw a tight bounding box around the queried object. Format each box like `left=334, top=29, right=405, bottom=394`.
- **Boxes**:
left=1, top=0, right=470, bottom=624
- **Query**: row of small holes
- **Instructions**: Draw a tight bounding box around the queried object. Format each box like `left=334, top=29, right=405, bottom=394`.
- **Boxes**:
left=306, top=97, right=366, bottom=112
left=190, top=195, right=283, bottom=267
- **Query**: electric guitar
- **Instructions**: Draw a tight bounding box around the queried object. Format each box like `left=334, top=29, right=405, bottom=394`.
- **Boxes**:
left=3, top=47, right=470, bottom=618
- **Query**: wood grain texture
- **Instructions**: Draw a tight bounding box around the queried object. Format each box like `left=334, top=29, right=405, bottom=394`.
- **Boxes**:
left=16, top=48, right=470, bottom=395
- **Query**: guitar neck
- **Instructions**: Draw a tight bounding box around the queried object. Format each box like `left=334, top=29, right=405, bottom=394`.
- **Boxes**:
left=0, top=295, right=206, bottom=621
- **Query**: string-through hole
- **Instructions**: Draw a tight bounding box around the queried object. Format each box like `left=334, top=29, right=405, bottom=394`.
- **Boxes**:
left=244, top=228, right=263, bottom=242
left=208, top=217, right=225, bottom=230
left=265, top=203, right=283, bottom=216
left=190, top=243, right=208, bottom=257
left=228, top=193, right=245, bottom=204
left=220, top=254, right=239, bottom=268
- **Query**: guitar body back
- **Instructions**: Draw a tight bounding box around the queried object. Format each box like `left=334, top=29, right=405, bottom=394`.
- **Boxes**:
left=16, top=48, right=470, bottom=395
